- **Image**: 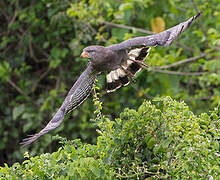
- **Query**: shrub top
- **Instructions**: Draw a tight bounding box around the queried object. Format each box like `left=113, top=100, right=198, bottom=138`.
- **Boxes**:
left=0, top=97, right=219, bottom=179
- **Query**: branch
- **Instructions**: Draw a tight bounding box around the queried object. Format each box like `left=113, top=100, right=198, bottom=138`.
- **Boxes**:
left=31, top=67, right=51, bottom=93
left=34, top=44, right=50, bottom=59
left=191, top=0, right=207, bottom=38
left=130, top=84, right=153, bottom=99
left=151, top=69, right=206, bottom=76
left=184, top=96, right=213, bottom=101
left=7, top=79, right=25, bottom=95
left=214, top=46, right=220, bottom=51
left=8, top=10, right=17, bottom=27
left=174, top=41, right=196, bottom=52
left=29, top=33, right=39, bottom=63
left=156, top=53, right=208, bottom=69
left=102, top=20, right=154, bottom=35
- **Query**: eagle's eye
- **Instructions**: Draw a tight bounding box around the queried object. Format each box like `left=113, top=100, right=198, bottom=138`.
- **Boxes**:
left=87, top=49, right=95, bottom=53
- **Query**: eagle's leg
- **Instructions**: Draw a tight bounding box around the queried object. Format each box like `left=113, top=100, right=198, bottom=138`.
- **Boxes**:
left=128, top=58, right=148, bottom=69
left=120, top=66, right=134, bottom=80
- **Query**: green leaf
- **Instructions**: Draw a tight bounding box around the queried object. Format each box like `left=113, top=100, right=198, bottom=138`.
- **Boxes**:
left=144, top=134, right=152, bottom=144
left=23, top=121, right=33, bottom=133
left=147, top=137, right=155, bottom=150
left=13, top=104, right=25, bottom=120
left=90, top=164, right=101, bottom=177
left=49, top=59, right=61, bottom=68
left=43, top=41, right=50, bottom=49
left=21, top=113, right=35, bottom=120
left=0, top=61, right=11, bottom=81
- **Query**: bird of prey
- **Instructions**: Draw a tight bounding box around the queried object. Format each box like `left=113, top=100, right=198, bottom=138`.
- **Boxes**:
left=21, top=13, right=201, bottom=146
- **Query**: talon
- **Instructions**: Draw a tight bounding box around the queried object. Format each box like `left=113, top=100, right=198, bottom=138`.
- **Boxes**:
left=120, top=66, right=134, bottom=80
left=128, top=58, right=148, bottom=69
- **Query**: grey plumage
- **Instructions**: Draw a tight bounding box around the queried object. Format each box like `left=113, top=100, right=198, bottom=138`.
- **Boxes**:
left=21, top=13, right=200, bottom=146
left=21, top=64, right=98, bottom=146
left=108, top=13, right=201, bottom=51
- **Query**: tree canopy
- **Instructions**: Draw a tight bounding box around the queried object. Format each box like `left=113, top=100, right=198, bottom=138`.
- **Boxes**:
left=1, top=97, right=219, bottom=179
left=0, top=0, right=219, bottom=178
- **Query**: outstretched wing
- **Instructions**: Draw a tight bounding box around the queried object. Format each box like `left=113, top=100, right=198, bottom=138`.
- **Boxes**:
left=108, top=13, right=201, bottom=51
left=20, top=64, right=97, bottom=147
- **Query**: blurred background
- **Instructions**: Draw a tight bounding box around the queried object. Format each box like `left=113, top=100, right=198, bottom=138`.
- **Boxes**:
left=0, top=0, right=219, bottom=166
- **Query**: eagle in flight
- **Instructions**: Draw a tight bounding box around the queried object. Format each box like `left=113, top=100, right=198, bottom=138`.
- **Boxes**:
left=21, top=13, right=201, bottom=146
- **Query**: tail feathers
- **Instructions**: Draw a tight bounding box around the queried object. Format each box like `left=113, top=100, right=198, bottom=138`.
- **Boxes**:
left=107, top=68, right=129, bottom=92
left=106, top=47, right=151, bottom=93
left=127, top=61, right=141, bottom=75
left=119, top=75, right=129, bottom=86
left=127, top=47, right=151, bottom=75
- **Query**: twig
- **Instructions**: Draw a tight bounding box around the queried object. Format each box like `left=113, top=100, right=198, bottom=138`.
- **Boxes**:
left=34, top=44, right=50, bottom=58
left=191, top=0, right=200, bottom=13
left=8, top=10, right=17, bottom=27
left=102, top=20, right=154, bottom=35
left=184, top=96, right=213, bottom=101
left=157, top=53, right=208, bottom=69
left=191, top=0, right=207, bottom=38
left=17, top=26, right=31, bottom=49
left=78, top=20, right=108, bottom=43
left=85, top=22, right=98, bottom=35
left=130, top=84, right=153, bottom=99
left=28, top=33, right=39, bottom=62
left=31, top=67, right=51, bottom=92
left=214, top=46, right=220, bottom=51
left=87, top=22, right=108, bottom=43
left=7, top=79, right=25, bottom=95
left=117, top=170, right=159, bottom=178
left=174, top=41, right=196, bottom=52
left=151, top=69, right=206, bottom=76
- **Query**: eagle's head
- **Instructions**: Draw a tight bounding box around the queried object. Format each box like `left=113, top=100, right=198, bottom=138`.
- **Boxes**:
left=81, top=45, right=113, bottom=71
left=81, top=45, right=106, bottom=61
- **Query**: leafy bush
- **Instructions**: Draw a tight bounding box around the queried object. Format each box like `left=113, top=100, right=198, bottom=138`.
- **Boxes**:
left=1, top=97, right=219, bottom=179
left=1, top=0, right=219, bottom=167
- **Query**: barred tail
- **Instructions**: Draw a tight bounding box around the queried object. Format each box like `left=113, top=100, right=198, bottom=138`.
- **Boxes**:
left=106, top=47, right=151, bottom=93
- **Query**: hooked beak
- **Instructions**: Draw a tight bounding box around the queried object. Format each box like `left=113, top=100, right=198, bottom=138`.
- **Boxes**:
left=81, top=51, right=88, bottom=58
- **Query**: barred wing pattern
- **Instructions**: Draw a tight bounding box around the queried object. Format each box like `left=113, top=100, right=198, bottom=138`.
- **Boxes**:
left=108, top=13, right=201, bottom=51
left=20, top=64, right=97, bottom=147
left=106, top=47, right=151, bottom=92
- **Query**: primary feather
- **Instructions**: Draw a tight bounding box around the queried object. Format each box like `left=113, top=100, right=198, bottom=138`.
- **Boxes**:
left=21, top=64, right=97, bottom=146
left=108, top=13, right=201, bottom=51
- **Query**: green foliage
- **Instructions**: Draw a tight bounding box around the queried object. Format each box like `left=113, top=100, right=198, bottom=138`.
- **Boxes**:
left=0, top=142, right=115, bottom=179
left=0, top=97, right=219, bottom=179
left=0, top=0, right=98, bottom=164
left=1, top=0, right=220, bottom=168
left=109, top=97, right=219, bottom=179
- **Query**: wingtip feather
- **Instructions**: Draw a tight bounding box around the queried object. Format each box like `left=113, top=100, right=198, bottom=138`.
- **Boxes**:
left=195, top=12, right=202, bottom=19
left=20, top=134, right=40, bottom=147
